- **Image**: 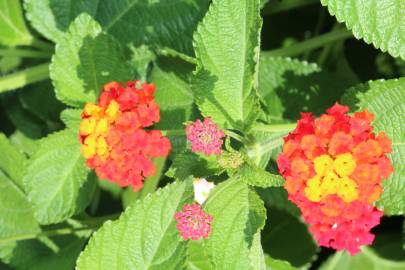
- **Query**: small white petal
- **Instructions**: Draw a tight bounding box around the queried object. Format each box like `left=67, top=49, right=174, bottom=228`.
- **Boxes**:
left=193, top=178, right=215, bottom=205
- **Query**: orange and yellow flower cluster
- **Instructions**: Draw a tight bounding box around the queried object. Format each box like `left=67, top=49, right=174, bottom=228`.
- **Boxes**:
left=79, top=81, right=171, bottom=191
left=277, top=103, right=393, bottom=254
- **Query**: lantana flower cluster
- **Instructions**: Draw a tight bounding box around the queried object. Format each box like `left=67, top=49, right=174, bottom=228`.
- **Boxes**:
left=175, top=179, right=215, bottom=240
left=186, top=117, right=225, bottom=156
left=277, top=103, right=393, bottom=255
left=79, top=81, right=171, bottom=191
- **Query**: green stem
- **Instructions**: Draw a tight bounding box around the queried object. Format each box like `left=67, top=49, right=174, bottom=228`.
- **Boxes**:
left=262, top=28, right=352, bottom=57
left=156, top=47, right=197, bottom=65
left=30, top=38, right=54, bottom=51
left=224, top=130, right=244, bottom=143
left=252, top=123, right=296, bottom=133
left=262, top=0, right=318, bottom=16
left=0, top=213, right=119, bottom=244
left=0, top=63, right=50, bottom=93
left=0, top=48, right=52, bottom=58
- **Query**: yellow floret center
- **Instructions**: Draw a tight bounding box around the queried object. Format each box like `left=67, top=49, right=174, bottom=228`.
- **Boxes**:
left=304, top=153, right=358, bottom=203
left=79, top=101, right=121, bottom=159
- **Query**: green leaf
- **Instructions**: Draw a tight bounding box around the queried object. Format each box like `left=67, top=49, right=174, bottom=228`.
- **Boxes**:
left=187, top=241, right=212, bottom=270
left=262, top=208, right=318, bottom=267
left=25, top=0, right=210, bottom=54
left=166, top=152, right=221, bottom=180
left=264, top=254, right=297, bottom=270
left=152, top=58, right=194, bottom=130
left=24, top=0, right=99, bottom=43
left=1, top=93, right=45, bottom=138
left=0, top=135, right=40, bottom=246
left=0, top=0, right=32, bottom=46
left=341, top=78, right=405, bottom=215
left=4, top=235, right=87, bottom=270
left=18, top=80, right=65, bottom=125
left=202, top=179, right=252, bottom=269
left=0, top=55, right=21, bottom=74
left=0, top=133, right=27, bottom=187
left=9, top=131, right=39, bottom=157
left=60, top=108, right=82, bottom=130
left=50, top=13, right=132, bottom=107
left=129, top=45, right=155, bottom=81
left=237, top=162, right=284, bottom=188
left=257, top=187, right=301, bottom=217
left=192, top=0, right=262, bottom=130
left=320, top=247, right=405, bottom=270
left=258, top=56, right=352, bottom=121
left=321, top=0, right=405, bottom=60
left=23, top=129, right=95, bottom=224
left=76, top=180, right=193, bottom=270
left=258, top=56, right=320, bottom=121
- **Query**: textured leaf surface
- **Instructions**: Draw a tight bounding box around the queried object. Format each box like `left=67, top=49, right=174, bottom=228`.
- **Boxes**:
left=50, top=14, right=132, bottom=107
left=166, top=152, right=221, bottom=180
left=76, top=180, right=193, bottom=270
left=192, top=0, right=262, bottom=130
left=258, top=56, right=351, bottom=120
left=341, top=78, right=405, bottom=215
left=202, top=179, right=252, bottom=269
left=258, top=56, right=319, bottom=121
left=0, top=135, right=39, bottom=245
left=60, top=109, right=81, bottom=130
left=238, top=162, right=284, bottom=188
left=23, top=129, right=95, bottom=224
left=24, top=0, right=209, bottom=54
left=321, top=0, right=405, bottom=59
left=0, top=0, right=32, bottom=46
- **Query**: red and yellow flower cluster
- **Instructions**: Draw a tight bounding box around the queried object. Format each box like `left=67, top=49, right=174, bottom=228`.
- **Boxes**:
left=79, top=81, right=171, bottom=191
left=277, top=103, right=393, bottom=255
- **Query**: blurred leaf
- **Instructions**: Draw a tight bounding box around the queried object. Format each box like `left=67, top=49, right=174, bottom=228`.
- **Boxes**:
left=0, top=133, right=27, bottom=187
left=0, top=134, right=39, bottom=259
left=18, top=80, right=65, bottom=125
left=76, top=180, right=193, bottom=270
left=1, top=92, right=49, bottom=138
left=9, top=131, right=39, bottom=157
left=0, top=56, right=21, bottom=74
left=192, top=0, right=262, bottom=130
left=4, top=235, right=87, bottom=270
left=257, top=187, right=300, bottom=217
left=265, top=254, right=297, bottom=270
left=320, top=242, right=405, bottom=270
left=23, top=129, right=95, bottom=224
left=341, top=78, right=405, bottom=215
left=25, top=0, right=210, bottom=55
left=262, top=208, right=318, bottom=268
left=0, top=0, right=32, bottom=46
left=50, top=14, right=132, bottom=107
left=321, top=0, right=405, bottom=60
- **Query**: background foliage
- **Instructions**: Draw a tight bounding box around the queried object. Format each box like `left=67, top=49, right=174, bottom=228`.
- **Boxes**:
left=0, top=0, right=404, bottom=269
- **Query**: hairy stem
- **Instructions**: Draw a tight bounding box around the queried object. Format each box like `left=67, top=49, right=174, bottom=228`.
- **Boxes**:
left=252, top=123, right=296, bottom=133
left=156, top=47, right=197, bottom=65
